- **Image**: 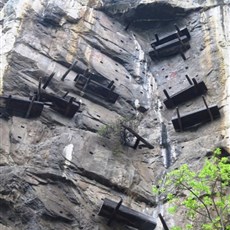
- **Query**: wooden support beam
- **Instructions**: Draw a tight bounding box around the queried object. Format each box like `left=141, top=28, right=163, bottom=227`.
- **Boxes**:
left=98, top=198, right=156, bottom=230
left=6, top=95, right=12, bottom=111
left=155, top=34, right=159, bottom=43
left=42, top=72, right=55, bottom=89
left=176, top=30, right=184, bottom=47
left=37, top=77, right=42, bottom=101
left=64, top=97, right=75, bottom=117
left=163, top=89, right=171, bottom=101
left=74, top=74, right=80, bottom=82
left=133, top=139, right=140, bottom=150
left=180, top=51, right=187, bottom=60
left=158, top=214, right=169, bottom=230
left=25, top=95, right=36, bottom=118
left=174, top=24, right=181, bottom=35
left=125, top=21, right=132, bottom=31
left=176, top=107, right=183, bottom=132
left=82, top=75, right=91, bottom=92
left=107, top=198, right=123, bottom=226
left=122, top=124, right=154, bottom=149
left=62, top=91, right=69, bottom=98
left=61, top=60, right=78, bottom=81
left=185, top=74, right=193, bottom=85
left=175, top=25, right=187, bottom=60
left=202, top=95, right=213, bottom=121
left=107, top=80, right=114, bottom=89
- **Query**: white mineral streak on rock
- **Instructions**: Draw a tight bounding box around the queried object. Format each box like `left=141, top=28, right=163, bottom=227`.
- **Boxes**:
left=152, top=72, right=167, bottom=165
left=171, top=144, right=177, bottom=162
left=132, top=32, right=154, bottom=114
left=157, top=100, right=163, bottom=123
left=224, top=7, right=230, bottom=150
left=132, top=33, right=145, bottom=77
left=203, top=5, right=230, bottom=151
left=211, top=5, right=230, bottom=150
left=83, top=8, right=95, bottom=63
left=0, top=0, right=31, bottom=95
left=31, top=0, right=43, bottom=13
left=131, top=33, right=149, bottom=115
left=134, top=99, right=140, bottom=109
left=63, top=144, right=74, bottom=167
left=87, top=7, right=94, bottom=24
left=66, top=1, right=86, bottom=20
left=161, top=148, right=167, bottom=168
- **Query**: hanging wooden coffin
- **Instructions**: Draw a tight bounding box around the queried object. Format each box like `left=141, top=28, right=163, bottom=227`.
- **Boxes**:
left=149, top=25, right=191, bottom=60
left=172, top=98, right=221, bottom=132
left=98, top=198, right=157, bottom=230
left=0, top=95, right=44, bottom=119
left=74, top=74, right=119, bottom=103
left=163, top=76, right=207, bottom=109
left=39, top=93, right=81, bottom=118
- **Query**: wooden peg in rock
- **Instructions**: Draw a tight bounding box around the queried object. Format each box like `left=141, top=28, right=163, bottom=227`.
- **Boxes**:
left=37, top=77, right=42, bottom=101
left=25, top=95, right=36, bottom=118
left=155, top=34, right=159, bottom=43
left=42, top=72, right=55, bottom=89
left=202, top=95, right=213, bottom=121
left=62, top=91, right=69, bottom=98
left=107, top=198, right=123, bottom=226
left=61, top=60, right=78, bottom=81
left=158, top=213, right=169, bottom=230
left=176, top=107, right=183, bottom=132
left=98, top=198, right=156, bottom=230
left=185, top=74, right=193, bottom=85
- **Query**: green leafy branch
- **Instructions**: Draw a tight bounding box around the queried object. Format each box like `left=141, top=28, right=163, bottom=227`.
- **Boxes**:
left=153, top=148, right=230, bottom=230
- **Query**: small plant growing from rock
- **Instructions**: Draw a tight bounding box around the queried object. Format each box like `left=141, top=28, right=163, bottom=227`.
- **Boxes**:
left=97, top=119, right=125, bottom=155
left=152, top=148, right=230, bottom=230
left=97, top=120, right=123, bottom=139
left=97, top=116, right=142, bottom=154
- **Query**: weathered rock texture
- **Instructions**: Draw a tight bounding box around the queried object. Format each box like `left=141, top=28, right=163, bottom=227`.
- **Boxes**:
left=0, top=0, right=229, bottom=229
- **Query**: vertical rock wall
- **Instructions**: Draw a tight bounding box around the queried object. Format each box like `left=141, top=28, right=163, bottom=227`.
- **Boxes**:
left=0, top=0, right=229, bottom=229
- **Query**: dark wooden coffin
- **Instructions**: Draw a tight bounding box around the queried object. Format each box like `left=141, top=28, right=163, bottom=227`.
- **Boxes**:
left=149, top=26, right=191, bottom=60
left=163, top=80, right=207, bottom=109
left=149, top=36, right=190, bottom=59
left=172, top=105, right=220, bottom=132
left=98, top=198, right=157, bottom=230
left=39, top=93, right=80, bottom=118
left=0, top=95, right=44, bottom=118
left=75, top=74, right=119, bottom=103
left=151, top=27, right=190, bottom=48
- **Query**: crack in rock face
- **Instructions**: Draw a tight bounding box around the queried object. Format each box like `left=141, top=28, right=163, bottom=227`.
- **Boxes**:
left=0, top=0, right=230, bottom=229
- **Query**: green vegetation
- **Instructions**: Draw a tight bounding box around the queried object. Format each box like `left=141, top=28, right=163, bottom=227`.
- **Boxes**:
left=153, top=148, right=230, bottom=230
left=97, top=115, right=141, bottom=151
left=97, top=120, right=123, bottom=139
left=97, top=119, right=125, bottom=155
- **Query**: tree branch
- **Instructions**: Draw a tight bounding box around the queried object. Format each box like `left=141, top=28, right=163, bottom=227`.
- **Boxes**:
left=180, top=182, right=213, bottom=222
left=211, top=196, right=225, bottom=230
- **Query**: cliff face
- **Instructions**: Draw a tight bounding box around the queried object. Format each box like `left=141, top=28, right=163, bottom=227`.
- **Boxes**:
left=0, top=0, right=229, bottom=229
